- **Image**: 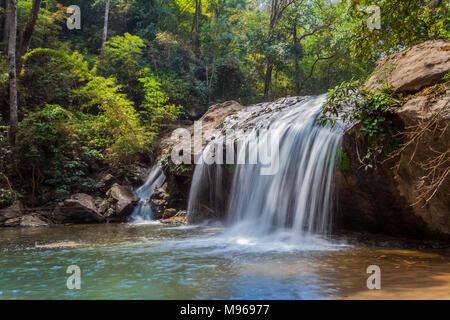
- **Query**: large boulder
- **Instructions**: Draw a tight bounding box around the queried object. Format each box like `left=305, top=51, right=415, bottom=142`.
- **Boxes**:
left=337, top=81, right=450, bottom=240
left=52, top=193, right=106, bottom=223
left=0, top=201, right=24, bottom=226
left=96, top=173, right=119, bottom=192
left=162, top=208, right=177, bottom=219
left=159, top=100, right=243, bottom=169
left=105, top=184, right=139, bottom=219
left=365, top=40, right=450, bottom=94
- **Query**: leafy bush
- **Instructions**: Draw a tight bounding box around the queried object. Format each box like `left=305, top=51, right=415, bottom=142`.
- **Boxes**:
left=13, top=105, right=101, bottom=204
left=21, top=48, right=90, bottom=110
left=318, top=80, right=400, bottom=169
left=0, top=117, right=16, bottom=209
left=138, top=75, right=183, bottom=131
left=97, top=33, right=147, bottom=105
left=74, top=76, right=151, bottom=164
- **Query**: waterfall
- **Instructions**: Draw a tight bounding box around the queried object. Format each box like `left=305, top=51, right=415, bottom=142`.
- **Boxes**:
left=187, top=95, right=343, bottom=240
left=130, top=165, right=166, bottom=222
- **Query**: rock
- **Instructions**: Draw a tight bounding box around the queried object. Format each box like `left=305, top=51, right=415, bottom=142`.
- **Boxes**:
left=20, top=215, right=48, bottom=228
left=150, top=199, right=166, bottom=219
left=337, top=85, right=450, bottom=240
left=159, top=100, right=244, bottom=171
left=54, top=193, right=105, bottom=223
left=106, top=184, right=139, bottom=218
left=175, top=210, right=187, bottom=217
left=365, top=40, right=450, bottom=94
left=94, top=197, right=110, bottom=215
left=150, top=199, right=166, bottom=207
left=97, top=173, right=119, bottom=191
left=0, top=201, right=24, bottom=224
left=161, top=216, right=187, bottom=224
left=147, top=185, right=169, bottom=219
left=152, top=188, right=169, bottom=200
left=3, top=217, right=21, bottom=227
left=163, top=208, right=177, bottom=219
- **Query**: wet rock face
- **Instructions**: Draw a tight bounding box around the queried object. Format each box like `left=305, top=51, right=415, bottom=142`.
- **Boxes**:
left=336, top=134, right=435, bottom=238
left=105, top=184, right=139, bottom=220
left=337, top=85, right=450, bottom=240
left=150, top=188, right=169, bottom=219
left=365, top=40, right=450, bottom=94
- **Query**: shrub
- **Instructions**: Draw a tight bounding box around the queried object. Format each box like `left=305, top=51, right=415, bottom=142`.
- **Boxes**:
left=318, top=80, right=400, bottom=169
left=13, top=105, right=101, bottom=204
left=138, top=75, right=183, bottom=131
left=74, top=76, right=151, bottom=164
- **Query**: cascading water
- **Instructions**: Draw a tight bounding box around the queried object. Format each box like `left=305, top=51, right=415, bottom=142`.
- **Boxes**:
left=187, top=95, right=344, bottom=243
left=130, top=165, right=166, bottom=222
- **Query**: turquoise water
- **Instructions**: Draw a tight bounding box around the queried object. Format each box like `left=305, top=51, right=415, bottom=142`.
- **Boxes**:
left=0, top=223, right=449, bottom=299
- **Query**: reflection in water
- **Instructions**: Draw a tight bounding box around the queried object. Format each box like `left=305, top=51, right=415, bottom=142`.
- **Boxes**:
left=0, top=223, right=449, bottom=299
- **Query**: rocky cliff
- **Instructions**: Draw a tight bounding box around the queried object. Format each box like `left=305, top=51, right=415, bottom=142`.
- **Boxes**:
left=338, top=40, right=450, bottom=240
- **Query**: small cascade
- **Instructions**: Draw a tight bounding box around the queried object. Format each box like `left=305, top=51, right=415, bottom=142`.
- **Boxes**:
left=187, top=95, right=344, bottom=241
left=130, top=165, right=166, bottom=222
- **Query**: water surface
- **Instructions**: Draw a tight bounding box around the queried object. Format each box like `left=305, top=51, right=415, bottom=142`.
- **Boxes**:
left=0, top=223, right=449, bottom=299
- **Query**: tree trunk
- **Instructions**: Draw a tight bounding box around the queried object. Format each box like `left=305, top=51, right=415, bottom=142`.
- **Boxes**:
left=264, top=62, right=273, bottom=100
left=264, top=0, right=280, bottom=100
left=263, top=0, right=297, bottom=100
left=293, top=23, right=300, bottom=95
left=100, top=0, right=110, bottom=59
left=8, top=0, right=18, bottom=146
left=17, top=0, right=42, bottom=75
left=193, top=0, right=201, bottom=56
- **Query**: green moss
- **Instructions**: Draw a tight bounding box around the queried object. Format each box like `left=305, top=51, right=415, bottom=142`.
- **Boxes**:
left=442, top=71, right=450, bottom=82
left=335, top=147, right=350, bottom=171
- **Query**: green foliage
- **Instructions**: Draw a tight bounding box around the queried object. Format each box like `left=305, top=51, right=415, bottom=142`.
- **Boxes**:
left=319, top=80, right=400, bottom=169
left=159, top=152, right=192, bottom=176
left=0, top=188, right=16, bottom=209
left=0, top=117, right=15, bottom=209
left=97, top=33, right=147, bottom=105
left=343, top=0, right=450, bottom=61
left=138, top=75, right=183, bottom=130
left=13, top=105, right=101, bottom=203
left=225, top=164, right=235, bottom=174
left=21, top=48, right=90, bottom=110
left=1, top=0, right=448, bottom=206
left=74, top=76, right=151, bottom=164
left=443, top=71, right=450, bottom=82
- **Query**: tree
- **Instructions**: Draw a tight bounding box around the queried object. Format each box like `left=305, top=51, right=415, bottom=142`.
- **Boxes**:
left=264, top=0, right=298, bottom=100
left=344, top=0, right=449, bottom=61
left=7, top=0, right=18, bottom=145
left=100, top=0, right=111, bottom=59
left=193, top=0, right=202, bottom=55
left=17, top=0, right=43, bottom=74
